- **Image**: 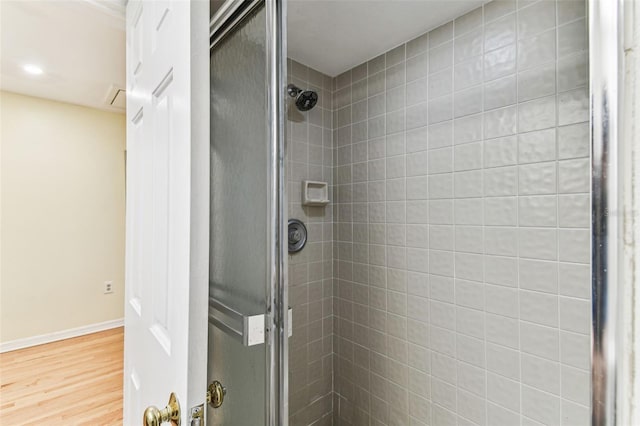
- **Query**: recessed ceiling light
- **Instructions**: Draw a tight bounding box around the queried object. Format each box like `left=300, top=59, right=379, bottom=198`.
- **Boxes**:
left=23, top=64, right=44, bottom=75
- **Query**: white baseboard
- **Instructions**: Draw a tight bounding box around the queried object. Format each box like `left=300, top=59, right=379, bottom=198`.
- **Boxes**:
left=0, top=318, right=124, bottom=353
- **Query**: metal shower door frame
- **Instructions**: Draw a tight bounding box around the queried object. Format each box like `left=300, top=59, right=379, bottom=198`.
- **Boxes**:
left=589, top=0, right=625, bottom=425
left=209, top=1, right=288, bottom=425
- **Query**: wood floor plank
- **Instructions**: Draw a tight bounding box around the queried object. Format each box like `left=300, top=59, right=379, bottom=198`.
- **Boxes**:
left=0, top=327, right=124, bottom=426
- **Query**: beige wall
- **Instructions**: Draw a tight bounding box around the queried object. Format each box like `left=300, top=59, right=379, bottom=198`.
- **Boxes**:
left=0, top=91, right=125, bottom=343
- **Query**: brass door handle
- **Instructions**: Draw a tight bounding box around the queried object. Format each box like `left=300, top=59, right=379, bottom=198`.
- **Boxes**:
left=143, top=392, right=181, bottom=426
left=207, top=381, right=226, bottom=408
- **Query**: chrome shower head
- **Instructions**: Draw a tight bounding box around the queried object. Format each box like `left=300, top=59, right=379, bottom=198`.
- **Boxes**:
left=287, top=84, right=318, bottom=111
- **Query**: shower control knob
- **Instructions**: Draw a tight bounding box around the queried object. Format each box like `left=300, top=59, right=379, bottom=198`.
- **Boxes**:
left=289, top=229, right=301, bottom=244
left=288, top=219, right=307, bottom=253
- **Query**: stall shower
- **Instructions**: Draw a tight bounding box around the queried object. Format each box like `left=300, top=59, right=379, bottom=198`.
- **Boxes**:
left=286, top=0, right=590, bottom=425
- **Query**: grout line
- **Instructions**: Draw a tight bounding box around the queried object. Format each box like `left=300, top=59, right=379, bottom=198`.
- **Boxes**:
left=514, top=1, right=524, bottom=424
left=450, top=6, right=460, bottom=422
left=554, top=1, right=564, bottom=423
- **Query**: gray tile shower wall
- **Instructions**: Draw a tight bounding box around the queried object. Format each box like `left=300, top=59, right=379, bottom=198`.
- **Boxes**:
left=330, top=1, right=590, bottom=425
left=286, top=59, right=335, bottom=426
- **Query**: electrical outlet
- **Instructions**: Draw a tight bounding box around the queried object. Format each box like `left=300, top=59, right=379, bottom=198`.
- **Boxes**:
left=104, top=281, right=113, bottom=294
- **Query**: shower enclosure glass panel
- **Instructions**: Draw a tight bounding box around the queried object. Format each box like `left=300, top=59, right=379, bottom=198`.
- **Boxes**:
left=208, top=2, right=286, bottom=424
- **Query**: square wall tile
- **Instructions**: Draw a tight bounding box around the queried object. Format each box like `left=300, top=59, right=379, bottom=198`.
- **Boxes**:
left=321, top=1, right=592, bottom=423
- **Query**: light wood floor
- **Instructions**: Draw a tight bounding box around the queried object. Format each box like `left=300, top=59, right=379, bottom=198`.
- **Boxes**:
left=0, top=327, right=124, bottom=425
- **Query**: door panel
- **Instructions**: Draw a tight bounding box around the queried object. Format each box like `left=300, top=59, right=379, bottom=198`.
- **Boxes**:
left=210, top=5, right=267, bottom=326
left=207, top=2, right=287, bottom=424
left=123, top=1, right=209, bottom=424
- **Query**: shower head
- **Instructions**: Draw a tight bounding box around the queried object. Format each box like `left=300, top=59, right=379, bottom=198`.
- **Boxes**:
left=287, top=84, right=318, bottom=111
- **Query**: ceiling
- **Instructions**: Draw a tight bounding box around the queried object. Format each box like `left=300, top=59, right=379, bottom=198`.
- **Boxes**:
left=288, top=0, right=485, bottom=77
left=0, top=0, right=126, bottom=113
left=0, top=0, right=485, bottom=111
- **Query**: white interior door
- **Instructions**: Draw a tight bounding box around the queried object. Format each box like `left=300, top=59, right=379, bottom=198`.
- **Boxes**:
left=123, top=1, right=209, bottom=424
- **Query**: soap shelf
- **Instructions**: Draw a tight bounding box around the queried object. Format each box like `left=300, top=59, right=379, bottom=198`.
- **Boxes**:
left=302, top=180, right=329, bottom=206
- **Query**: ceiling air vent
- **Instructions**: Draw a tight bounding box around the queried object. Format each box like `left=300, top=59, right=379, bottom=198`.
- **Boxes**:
left=105, top=85, right=126, bottom=110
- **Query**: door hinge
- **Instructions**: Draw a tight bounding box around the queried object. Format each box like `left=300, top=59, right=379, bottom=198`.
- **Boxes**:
left=189, top=403, right=204, bottom=426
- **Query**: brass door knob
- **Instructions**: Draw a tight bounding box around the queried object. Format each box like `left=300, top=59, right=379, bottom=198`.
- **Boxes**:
left=143, top=392, right=181, bottom=426
left=207, top=381, right=226, bottom=408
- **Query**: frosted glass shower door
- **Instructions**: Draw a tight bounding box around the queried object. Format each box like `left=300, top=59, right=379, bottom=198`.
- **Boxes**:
left=207, top=1, right=287, bottom=425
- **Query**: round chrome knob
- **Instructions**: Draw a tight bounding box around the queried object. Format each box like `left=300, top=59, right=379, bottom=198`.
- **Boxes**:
left=289, top=229, right=301, bottom=243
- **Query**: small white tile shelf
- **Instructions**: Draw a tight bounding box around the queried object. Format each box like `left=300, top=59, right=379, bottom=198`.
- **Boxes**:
left=302, top=180, right=329, bottom=206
